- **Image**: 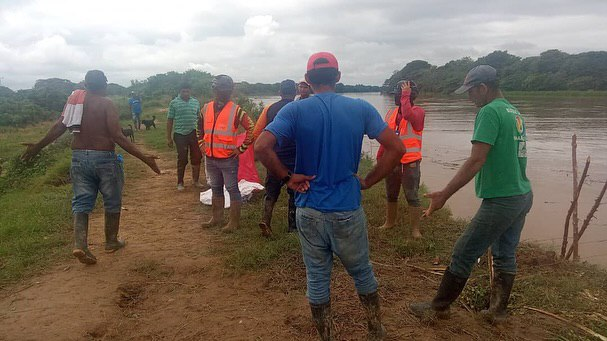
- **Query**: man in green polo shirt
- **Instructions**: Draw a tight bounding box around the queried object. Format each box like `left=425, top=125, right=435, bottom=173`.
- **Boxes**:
left=167, top=82, right=203, bottom=191
left=410, top=65, right=532, bottom=325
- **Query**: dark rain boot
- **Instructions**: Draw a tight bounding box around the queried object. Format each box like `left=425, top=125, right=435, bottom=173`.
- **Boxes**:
left=221, top=201, right=241, bottom=233
left=287, top=192, right=297, bottom=233
left=481, top=272, right=516, bottom=324
left=410, top=270, right=468, bottom=320
left=259, top=199, right=276, bottom=238
left=310, top=302, right=333, bottom=341
left=359, top=291, right=387, bottom=340
left=202, top=196, right=225, bottom=228
left=104, top=212, right=126, bottom=252
left=72, top=213, right=97, bottom=265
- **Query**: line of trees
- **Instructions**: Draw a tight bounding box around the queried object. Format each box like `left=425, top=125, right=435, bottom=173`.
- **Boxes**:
left=383, top=49, right=607, bottom=94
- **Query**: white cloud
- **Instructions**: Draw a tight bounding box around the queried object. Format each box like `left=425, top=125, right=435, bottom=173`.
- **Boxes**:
left=244, top=15, right=279, bottom=38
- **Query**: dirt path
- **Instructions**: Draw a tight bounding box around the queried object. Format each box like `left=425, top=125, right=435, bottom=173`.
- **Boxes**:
left=0, top=146, right=561, bottom=340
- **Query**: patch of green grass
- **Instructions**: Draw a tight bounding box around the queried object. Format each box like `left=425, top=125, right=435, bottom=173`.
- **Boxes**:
left=0, top=184, right=72, bottom=285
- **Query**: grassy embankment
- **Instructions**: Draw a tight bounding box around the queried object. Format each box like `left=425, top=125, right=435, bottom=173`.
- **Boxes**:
left=0, top=123, right=73, bottom=286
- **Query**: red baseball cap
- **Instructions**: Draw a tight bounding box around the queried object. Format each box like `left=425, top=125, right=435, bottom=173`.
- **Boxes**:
left=307, top=52, right=339, bottom=72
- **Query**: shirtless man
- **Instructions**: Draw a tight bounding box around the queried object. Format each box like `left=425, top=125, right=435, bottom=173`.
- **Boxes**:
left=22, top=70, right=160, bottom=265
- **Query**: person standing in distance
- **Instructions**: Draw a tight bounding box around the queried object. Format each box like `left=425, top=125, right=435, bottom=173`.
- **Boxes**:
left=166, top=82, right=203, bottom=191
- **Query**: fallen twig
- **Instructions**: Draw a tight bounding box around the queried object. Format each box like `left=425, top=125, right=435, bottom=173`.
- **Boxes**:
left=524, top=306, right=607, bottom=341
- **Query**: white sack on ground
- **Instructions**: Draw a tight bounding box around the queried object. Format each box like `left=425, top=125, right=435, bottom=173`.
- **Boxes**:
left=199, top=180, right=265, bottom=208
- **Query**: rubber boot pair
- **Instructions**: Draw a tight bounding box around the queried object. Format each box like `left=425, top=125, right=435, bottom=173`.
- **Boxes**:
left=221, top=201, right=241, bottom=233
left=310, top=292, right=386, bottom=341
left=259, top=198, right=275, bottom=238
left=410, top=270, right=468, bottom=320
left=202, top=197, right=225, bottom=228
left=378, top=202, right=398, bottom=229
left=481, top=272, right=516, bottom=324
left=72, top=212, right=125, bottom=264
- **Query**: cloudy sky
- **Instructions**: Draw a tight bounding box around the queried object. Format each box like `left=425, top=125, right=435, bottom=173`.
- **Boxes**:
left=1, top=0, right=606, bottom=90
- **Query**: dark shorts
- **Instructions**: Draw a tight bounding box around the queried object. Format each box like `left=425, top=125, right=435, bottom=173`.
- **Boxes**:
left=71, top=150, right=124, bottom=214
left=385, top=160, right=421, bottom=207
left=174, top=131, right=202, bottom=167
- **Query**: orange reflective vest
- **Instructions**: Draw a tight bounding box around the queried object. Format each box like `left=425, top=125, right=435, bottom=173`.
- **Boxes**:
left=386, top=107, right=422, bottom=164
left=201, top=101, right=239, bottom=158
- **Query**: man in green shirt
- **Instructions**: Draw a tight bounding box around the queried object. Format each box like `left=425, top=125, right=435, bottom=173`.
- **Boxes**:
left=167, top=82, right=203, bottom=191
left=410, top=65, right=532, bottom=325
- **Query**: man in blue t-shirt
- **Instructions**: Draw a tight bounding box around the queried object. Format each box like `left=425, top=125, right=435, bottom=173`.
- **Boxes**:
left=128, top=92, right=143, bottom=130
left=255, top=52, right=405, bottom=340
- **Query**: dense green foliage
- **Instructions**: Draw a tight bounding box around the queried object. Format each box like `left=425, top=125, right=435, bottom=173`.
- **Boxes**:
left=384, top=49, right=607, bottom=94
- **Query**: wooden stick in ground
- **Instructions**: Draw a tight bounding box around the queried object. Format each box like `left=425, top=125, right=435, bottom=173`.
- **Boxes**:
left=566, top=179, right=607, bottom=260
left=572, top=135, right=580, bottom=260
left=524, top=306, right=607, bottom=341
left=561, top=156, right=591, bottom=258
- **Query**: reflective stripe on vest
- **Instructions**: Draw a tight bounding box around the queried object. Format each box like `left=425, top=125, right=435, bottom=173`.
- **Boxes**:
left=386, top=107, right=423, bottom=164
left=202, top=101, right=239, bottom=158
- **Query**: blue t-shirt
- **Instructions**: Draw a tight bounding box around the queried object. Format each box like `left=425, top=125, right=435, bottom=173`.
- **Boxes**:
left=129, top=97, right=142, bottom=114
left=265, top=92, right=387, bottom=212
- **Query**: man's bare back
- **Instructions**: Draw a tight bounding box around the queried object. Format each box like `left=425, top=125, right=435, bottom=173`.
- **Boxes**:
left=72, top=94, right=118, bottom=151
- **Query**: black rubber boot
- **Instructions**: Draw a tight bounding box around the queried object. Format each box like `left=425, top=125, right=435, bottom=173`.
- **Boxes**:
left=287, top=191, right=297, bottom=233
left=410, top=270, right=468, bottom=320
left=310, top=302, right=333, bottom=341
left=481, top=272, right=515, bottom=324
left=72, top=213, right=97, bottom=265
left=359, top=291, right=387, bottom=340
left=104, top=212, right=126, bottom=252
left=259, top=198, right=275, bottom=238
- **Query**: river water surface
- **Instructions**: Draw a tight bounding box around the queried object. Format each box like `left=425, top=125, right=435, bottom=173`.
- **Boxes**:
left=253, top=93, right=607, bottom=266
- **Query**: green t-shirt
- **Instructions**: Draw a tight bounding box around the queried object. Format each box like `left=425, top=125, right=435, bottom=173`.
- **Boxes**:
left=167, top=96, right=200, bottom=135
left=472, top=98, right=531, bottom=198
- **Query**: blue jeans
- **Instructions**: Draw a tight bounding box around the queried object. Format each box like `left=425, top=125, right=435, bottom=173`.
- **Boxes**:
left=296, top=207, right=378, bottom=305
left=205, top=156, right=241, bottom=201
left=71, top=150, right=124, bottom=214
left=449, top=191, right=533, bottom=278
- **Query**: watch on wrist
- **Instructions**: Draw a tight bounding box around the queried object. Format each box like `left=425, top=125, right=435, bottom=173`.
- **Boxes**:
left=282, top=171, right=292, bottom=183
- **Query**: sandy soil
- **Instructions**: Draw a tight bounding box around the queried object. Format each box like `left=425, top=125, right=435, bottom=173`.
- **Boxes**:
left=0, top=149, right=562, bottom=341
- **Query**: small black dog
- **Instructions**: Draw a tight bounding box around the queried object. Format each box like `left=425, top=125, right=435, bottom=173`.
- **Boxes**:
left=141, top=116, right=156, bottom=130
left=122, top=124, right=135, bottom=142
